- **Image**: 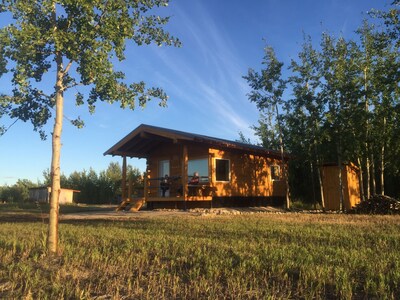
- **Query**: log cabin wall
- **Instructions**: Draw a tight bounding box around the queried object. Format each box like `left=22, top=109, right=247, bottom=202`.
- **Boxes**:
left=209, top=148, right=286, bottom=198
left=145, top=142, right=286, bottom=199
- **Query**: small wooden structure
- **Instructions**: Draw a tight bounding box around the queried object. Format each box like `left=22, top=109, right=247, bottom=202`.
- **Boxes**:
left=104, top=124, right=289, bottom=209
left=29, top=187, right=80, bottom=204
left=321, top=163, right=361, bottom=211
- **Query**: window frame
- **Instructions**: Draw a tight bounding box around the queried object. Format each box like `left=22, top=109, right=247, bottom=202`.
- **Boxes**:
left=270, top=165, right=281, bottom=181
left=188, top=157, right=209, bottom=183
left=215, top=158, right=231, bottom=182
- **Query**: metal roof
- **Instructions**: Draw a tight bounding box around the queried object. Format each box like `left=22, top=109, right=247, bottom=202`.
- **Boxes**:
left=104, top=124, right=288, bottom=159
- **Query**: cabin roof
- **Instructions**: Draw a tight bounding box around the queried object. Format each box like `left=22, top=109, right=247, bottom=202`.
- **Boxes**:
left=28, top=187, right=81, bottom=193
left=104, top=124, right=288, bottom=159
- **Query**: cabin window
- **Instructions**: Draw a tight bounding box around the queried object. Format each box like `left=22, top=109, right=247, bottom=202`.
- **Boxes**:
left=188, top=158, right=209, bottom=182
left=271, top=165, right=281, bottom=180
left=215, top=159, right=230, bottom=182
left=159, top=160, right=170, bottom=177
left=159, top=160, right=170, bottom=197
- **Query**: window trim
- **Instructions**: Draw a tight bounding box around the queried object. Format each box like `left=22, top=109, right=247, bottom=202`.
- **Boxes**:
left=188, top=157, right=209, bottom=182
left=270, top=165, right=281, bottom=181
left=215, top=158, right=231, bottom=182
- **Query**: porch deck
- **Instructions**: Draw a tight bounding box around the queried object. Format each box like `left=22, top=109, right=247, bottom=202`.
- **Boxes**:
left=146, top=195, right=212, bottom=202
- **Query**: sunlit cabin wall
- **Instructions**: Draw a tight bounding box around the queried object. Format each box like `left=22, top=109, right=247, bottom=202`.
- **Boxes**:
left=209, top=148, right=286, bottom=197
left=144, top=142, right=287, bottom=198
left=322, top=164, right=361, bottom=211
left=344, top=164, right=361, bottom=210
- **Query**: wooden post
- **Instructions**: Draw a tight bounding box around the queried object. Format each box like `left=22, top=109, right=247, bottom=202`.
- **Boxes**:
left=182, top=145, right=188, bottom=207
left=144, top=172, right=149, bottom=202
left=122, top=156, right=127, bottom=200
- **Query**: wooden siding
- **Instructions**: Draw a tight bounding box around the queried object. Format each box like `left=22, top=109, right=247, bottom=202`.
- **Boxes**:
left=344, top=164, right=361, bottom=210
left=208, top=148, right=286, bottom=198
left=29, top=187, right=78, bottom=204
left=144, top=143, right=287, bottom=201
left=322, top=164, right=361, bottom=210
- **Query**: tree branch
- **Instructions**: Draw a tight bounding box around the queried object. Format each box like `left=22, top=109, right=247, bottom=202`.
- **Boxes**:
left=64, top=60, right=73, bottom=74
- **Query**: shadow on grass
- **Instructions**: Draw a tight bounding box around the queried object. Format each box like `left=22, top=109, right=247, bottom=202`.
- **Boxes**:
left=0, top=203, right=117, bottom=223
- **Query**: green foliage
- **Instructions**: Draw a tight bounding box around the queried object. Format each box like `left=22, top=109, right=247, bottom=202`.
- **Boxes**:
left=245, top=3, right=400, bottom=202
left=0, top=179, right=37, bottom=202
left=42, top=162, right=143, bottom=204
left=244, top=46, right=286, bottom=150
left=0, top=0, right=181, bottom=137
left=0, top=214, right=400, bottom=298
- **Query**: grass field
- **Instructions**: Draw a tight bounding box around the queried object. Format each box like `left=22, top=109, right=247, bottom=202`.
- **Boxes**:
left=1, top=210, right=400, bottom=299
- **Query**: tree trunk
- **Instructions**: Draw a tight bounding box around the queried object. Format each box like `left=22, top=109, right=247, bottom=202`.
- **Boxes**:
left=380, top=145, right=385, bottom=195
left=363, top=66, right=371, bottom=200
left=275, top=103, right=290, bottom=209
left=337, top=142, right=344, bottom=212
left=371, top=152, right=376, bottom=195
left=365, top=154, right=371, bottom=199
left=47, top=52, right=64, bottom=255
left=357, top=156, right=365, bottom=201
left=313, top=133, right=325, bottom=211
left=310, top=162, right=317, bottom=209
left=317, top=160, right=325, bottom=211
left=380, top=116, right=386, bottom=195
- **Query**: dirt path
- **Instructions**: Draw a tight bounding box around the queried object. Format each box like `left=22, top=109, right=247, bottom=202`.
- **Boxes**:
left=0, top=206, right=286, bottom=222
left=59, top=206, right=286, bottom=221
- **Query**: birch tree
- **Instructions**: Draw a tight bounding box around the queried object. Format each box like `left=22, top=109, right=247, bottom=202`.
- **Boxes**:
left=287, top=37, right=327, bottom=209
left=0, top=0, right=180, bottom=254
left=243, top=46, right=290, bottom=209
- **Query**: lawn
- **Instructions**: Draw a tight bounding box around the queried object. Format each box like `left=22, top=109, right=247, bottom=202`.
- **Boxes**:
left=0, top=211, right=399, bottom=299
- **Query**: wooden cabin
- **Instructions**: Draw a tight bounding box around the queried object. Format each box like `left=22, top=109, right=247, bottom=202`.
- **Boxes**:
left=104, top=124, right=289, bottom=209
left=321, top=163, right=361, bottom=211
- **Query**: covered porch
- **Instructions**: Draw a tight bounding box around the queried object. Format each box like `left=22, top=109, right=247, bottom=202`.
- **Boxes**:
left=104, top=125, right=217, bottom=206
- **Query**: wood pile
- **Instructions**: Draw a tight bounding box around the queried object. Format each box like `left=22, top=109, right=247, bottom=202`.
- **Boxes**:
left=349, top=194, right=400, bottom=215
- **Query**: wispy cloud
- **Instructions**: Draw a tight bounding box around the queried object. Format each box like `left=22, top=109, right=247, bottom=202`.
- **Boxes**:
left=150, top=1, right=257, bottom=138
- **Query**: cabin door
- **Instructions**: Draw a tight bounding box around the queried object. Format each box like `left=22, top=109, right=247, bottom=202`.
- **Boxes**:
left=159, top=160, right=170, bottom=197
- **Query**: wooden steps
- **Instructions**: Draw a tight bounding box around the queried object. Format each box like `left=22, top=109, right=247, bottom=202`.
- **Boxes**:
left=116, top=197, right=145, bottom=212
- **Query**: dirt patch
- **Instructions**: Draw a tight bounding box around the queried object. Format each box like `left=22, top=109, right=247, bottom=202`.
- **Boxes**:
left=0, top=206, right=287, bottom=223
left=60, top=206, right=286, bottom=220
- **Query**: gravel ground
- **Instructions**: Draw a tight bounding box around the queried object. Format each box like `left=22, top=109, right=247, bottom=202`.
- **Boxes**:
left=59, top=206, right=287, bottom=221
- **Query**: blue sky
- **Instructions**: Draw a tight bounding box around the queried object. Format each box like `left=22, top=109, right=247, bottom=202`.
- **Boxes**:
left=0, top=0, right=390, bottom=185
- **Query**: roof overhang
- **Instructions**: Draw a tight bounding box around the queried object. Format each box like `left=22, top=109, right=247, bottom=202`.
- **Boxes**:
left=104, top=124, right=290, bottom=160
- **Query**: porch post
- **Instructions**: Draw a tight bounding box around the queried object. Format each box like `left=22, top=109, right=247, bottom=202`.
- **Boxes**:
left=182, top=145, right=188, bottom=205
left=144, top=171, right=148, bottom=202
left=122, top=156, right=127, bottom=200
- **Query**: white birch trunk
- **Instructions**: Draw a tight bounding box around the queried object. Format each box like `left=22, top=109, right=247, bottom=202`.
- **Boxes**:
left=48, top=52, right=64, bottom=254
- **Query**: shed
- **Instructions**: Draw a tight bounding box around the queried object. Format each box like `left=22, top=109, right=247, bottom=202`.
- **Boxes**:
left=104, top=124, right=289, bottom=209
left=29, top=187, right=80, bottom=204
left=321, top=163, right=361, bottom=211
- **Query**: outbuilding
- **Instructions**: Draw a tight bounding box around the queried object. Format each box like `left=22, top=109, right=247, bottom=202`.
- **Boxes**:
left=104, top=124, right=289, bottom=209
left=321, top=163, right=361, bottom=211
left=29, top=187, right=80, bottom=204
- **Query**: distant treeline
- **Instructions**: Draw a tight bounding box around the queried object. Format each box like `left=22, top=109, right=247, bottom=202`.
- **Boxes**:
left=0, top=162, right=143, bottom=204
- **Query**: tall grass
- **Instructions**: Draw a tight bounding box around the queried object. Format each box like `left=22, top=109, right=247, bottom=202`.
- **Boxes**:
left=1, top=214, right=400, bottom=299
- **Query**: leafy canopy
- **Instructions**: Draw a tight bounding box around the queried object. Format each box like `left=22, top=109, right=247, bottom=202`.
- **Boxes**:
left=0, top=0, right=181, bottom=138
